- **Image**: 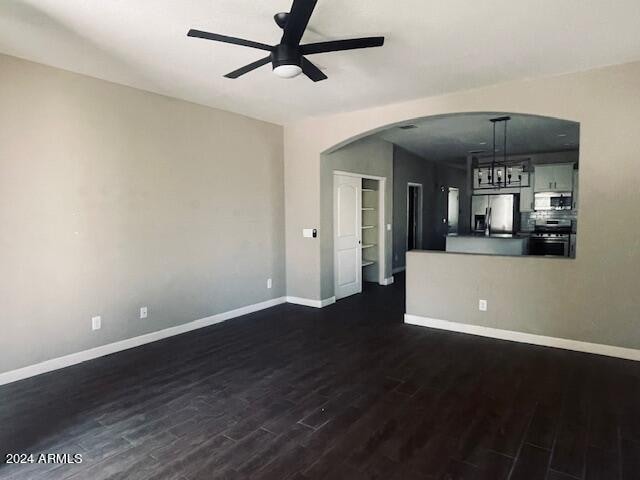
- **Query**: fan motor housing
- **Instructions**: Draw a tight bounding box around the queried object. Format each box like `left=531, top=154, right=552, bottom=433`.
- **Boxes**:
left=272, top=44, right=302, bottom=69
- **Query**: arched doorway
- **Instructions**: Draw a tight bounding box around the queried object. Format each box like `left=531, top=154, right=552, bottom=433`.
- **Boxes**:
left=321, top=112, right=580, bottom=301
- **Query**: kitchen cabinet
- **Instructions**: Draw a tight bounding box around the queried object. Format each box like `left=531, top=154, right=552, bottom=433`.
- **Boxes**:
left=572, top=169, right=579, bottom=209
left=553, top=164, right=574, bottom=191
left=534, top=163, right=574, bottom=192
left=520, top=178, right=534, bottom=212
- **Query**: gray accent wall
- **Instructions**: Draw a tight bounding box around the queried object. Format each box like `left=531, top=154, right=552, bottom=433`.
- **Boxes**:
left=392, top=146, right=468, bottom=270
left=320, top=137, right=394, bottom=299
left=0, top=54, right=285, bottom=374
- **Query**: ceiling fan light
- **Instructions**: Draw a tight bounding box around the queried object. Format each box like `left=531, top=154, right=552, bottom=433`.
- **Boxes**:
left=273, top=64, right=302, bottom=78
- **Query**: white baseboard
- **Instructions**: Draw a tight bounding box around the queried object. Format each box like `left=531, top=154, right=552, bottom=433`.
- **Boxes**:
left=392, top=266, right=406, bottom=274
left=286, top=296, right=336, bottom=308
left=0, top=296, right=287, bottom=386
left=380, top=276, right=395, bottom=286
left=404, top=314, right=640, bottom=362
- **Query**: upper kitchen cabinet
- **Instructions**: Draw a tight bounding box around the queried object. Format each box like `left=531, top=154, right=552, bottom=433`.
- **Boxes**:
left=572, top=168, right=579, bottom=210
left=534, top=163, right=574, bottom=192
left=520, top=173, right=534, bottom=212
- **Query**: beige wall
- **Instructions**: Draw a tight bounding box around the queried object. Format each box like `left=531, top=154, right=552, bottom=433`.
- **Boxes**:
left=284, top=61, right=640, bottom=349
left=0, top=54, right=285, bottom=373
left=405, top=251, right=636, bottom=349
left=321, top=137, right=393, bottom=298
left=3, top=52, right=640, bottom=374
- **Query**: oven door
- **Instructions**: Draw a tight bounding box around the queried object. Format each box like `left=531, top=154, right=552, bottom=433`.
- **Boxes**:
left=529, top=237, right=570, bottom=257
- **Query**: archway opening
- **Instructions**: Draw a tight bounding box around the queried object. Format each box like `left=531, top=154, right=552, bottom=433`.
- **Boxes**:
left=321, top=112, right=580, bottom=301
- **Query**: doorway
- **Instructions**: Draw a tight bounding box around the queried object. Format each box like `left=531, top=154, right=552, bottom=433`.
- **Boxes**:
left=407, top=183, right=423, bottom=251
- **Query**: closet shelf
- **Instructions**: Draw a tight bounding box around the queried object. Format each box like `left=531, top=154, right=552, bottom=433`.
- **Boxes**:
left=361, top=225, right=376, bottom=230
left=362, top=188, right=376, bottom=192
left=362, top=244, right=376, bottom=249
left=362, top=261, right=375, bottom=267
left=362, top=207, right=376, bottom=211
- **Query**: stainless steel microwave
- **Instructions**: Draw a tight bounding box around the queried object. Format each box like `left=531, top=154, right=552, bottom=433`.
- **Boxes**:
left=534, top=192, right=573, bottom=211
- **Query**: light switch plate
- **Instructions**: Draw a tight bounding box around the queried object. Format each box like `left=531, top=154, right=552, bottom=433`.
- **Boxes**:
left=479, top=299, right=488, bottom=312
left=92, top=316, right=101, bottom=331
left=140, top=307, right=148, bottom=319
left=267, top=278, right=272, bottom=289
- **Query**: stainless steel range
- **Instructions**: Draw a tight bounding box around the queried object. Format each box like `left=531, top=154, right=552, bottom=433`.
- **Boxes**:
left=529, top=219, right=572, bottom=257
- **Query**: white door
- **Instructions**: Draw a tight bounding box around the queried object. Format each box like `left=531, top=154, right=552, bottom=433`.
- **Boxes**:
left=334, top=174, right=362, bottom=299
left=447, top=187, right=459, bottom=234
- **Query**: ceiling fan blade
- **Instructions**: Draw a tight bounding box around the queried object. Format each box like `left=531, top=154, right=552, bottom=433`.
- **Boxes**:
left=281, top=0, right=318, bottom=46
left=224, top=56, right=272, bottom=79
left=301, top=37, right=384, bottom=55
left=187, top=29, right=272, bottom=51
left=301, top=57, right=327, bottom=82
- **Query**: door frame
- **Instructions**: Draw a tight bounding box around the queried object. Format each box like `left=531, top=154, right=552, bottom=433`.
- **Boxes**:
left=406, top=182, right=423, bottom=251
left=333, top=170, right=386, bottom=291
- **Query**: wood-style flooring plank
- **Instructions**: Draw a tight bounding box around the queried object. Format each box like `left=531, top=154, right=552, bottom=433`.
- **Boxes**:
left=0, top=274, right=638, bottom=480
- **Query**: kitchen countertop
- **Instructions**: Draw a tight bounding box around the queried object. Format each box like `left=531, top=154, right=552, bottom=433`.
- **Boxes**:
left=446, top=233, right=529, bottom=256
left=447, top=233, right=529, bottom=239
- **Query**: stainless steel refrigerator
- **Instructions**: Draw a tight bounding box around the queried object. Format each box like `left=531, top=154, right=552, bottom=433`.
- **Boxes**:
left=471, top=194, right=519, bottom=235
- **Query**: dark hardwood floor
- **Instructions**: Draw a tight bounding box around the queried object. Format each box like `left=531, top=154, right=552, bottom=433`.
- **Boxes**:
left=1, top=274, right=639, bottom=479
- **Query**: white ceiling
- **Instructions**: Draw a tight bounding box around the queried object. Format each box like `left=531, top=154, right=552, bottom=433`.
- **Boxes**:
left=1, top=1, right=640, bottom=124
left=377, top=113, right=579, bottom=164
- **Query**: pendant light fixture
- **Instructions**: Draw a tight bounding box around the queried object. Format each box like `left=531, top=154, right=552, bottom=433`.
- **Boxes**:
left=475, top=115, right=531, bottom=190
left=487, top=116, right=511, bottom=188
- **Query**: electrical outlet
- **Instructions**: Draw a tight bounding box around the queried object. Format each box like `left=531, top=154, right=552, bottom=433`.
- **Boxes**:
left=479, top=299, right=488, bottom=312
left=267, top=278, right=272, bottom=289
left=140, top=307, right=148, bottom=319
left=92, top=316, right=101, bottom=331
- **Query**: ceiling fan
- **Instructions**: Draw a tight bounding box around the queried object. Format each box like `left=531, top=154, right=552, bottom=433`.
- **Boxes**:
left=187, top=0, right=384, bottom=82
